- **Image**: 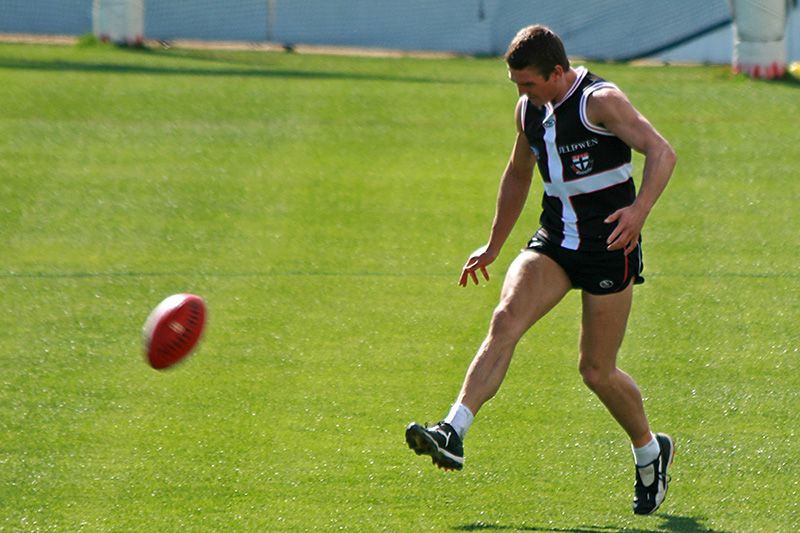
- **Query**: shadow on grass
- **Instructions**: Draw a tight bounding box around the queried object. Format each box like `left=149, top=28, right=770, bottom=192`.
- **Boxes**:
left=771, top=74, right=800, bottom=88
left=730, top=70, right=800, bottom=89
left=0, top=48, right=481, bottom=85
left=454, top=513, right=731, bottom=533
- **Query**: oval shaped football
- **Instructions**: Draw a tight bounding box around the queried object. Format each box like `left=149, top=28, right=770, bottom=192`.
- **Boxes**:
left=143, top=293, right=207, bottom=370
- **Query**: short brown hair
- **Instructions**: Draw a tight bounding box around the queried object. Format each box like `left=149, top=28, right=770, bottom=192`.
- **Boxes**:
left=504, top=25, right=569, bottom=78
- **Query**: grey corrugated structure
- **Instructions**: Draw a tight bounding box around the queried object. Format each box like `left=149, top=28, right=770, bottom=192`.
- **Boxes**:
left=1, top=0, right=92, bottom=35
left=1, top=0, right=798, bottom=63
left=143, top=0, right=734, bottom=60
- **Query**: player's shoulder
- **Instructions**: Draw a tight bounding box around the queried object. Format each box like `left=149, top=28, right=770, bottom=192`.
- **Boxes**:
left=515, top=95, right=546, bottom=131
left=579, top=72, right=638, bottom=128
left=514, top=94, right=539, bottom=133
left=582, top=72, right=629, bottom=102
left=514, top=95, right=526, bottom=116
left=583, top=77, right=632, bottom=116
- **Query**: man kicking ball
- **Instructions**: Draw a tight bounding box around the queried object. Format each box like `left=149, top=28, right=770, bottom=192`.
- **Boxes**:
left=405, top=24, right=676, bottom=515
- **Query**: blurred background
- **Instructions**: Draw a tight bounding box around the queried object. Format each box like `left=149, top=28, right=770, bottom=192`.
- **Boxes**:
left=1, top=0, right=798, bottom=66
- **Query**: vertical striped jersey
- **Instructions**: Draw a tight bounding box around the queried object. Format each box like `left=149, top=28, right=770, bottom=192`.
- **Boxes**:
left=521, top=66, right=635, bottom=251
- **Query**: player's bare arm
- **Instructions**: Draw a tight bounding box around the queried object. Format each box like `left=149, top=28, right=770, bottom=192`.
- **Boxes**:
left=459, top=100, right=537, bottom=286
left=586, top=88, right=677, bottom=254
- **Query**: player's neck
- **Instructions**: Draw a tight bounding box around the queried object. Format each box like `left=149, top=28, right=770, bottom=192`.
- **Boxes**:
left=551, top=67, right=578, bottom=105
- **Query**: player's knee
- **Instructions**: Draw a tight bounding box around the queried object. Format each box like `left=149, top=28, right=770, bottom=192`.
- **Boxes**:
left=579, top=362, right=612, bottom=392
left=489, top=304, right=526, bottom=343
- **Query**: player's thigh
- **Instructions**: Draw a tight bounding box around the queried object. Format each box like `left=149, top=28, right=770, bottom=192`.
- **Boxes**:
left=579, top=283, right=634, bottom=368
left=496, top=250, right=572, bottom=332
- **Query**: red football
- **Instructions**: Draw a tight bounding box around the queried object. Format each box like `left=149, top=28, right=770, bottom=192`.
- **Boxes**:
left=143, top=294, right=207, bottom=370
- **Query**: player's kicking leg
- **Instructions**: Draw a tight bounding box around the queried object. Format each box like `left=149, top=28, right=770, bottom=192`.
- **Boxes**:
left=405, top=421, right=464, bottom=470
left=406, top=251, right=571, bottom=470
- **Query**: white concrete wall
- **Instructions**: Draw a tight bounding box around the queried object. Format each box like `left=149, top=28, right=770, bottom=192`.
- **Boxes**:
left=653, top=5, right=800, bottom=63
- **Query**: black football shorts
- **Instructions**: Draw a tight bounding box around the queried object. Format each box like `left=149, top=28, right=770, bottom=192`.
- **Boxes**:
left=525, top=229, right=645, bottom=295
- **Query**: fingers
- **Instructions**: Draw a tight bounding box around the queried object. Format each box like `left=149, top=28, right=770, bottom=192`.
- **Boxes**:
left=459, top=257, right=490, bottom=287
left=605, top=208, right=632, bottom=252
left=606, top=206, right=645, bottom=254
left=607, top=232, right=631, bottom=253
left=459, top=257, right=475, bottom=286
left=606, top=228, right=622, bottom=250
left=459, top=263, right=477, bottom=287
left=458, top=245, right=496, bottom=287
left=607, top=232, right=639, bottom=254
left=604, top=210, right=621, bottom=224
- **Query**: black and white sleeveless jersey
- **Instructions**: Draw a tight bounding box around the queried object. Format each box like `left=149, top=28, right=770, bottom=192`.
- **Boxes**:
left=521, top=66, right=635, bottom=252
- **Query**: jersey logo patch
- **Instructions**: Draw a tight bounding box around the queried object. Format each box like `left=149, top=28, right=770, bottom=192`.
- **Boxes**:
left=571, top=152, right=593, bottom=176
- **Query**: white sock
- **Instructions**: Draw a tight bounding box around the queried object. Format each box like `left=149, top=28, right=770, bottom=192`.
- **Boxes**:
left=443, top=403, right=474, bottom=439
left=632, top=433, right=660, bottom=466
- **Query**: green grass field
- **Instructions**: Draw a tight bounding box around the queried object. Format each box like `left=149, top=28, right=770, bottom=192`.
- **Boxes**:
left=1, top=42, right=798, bottom=532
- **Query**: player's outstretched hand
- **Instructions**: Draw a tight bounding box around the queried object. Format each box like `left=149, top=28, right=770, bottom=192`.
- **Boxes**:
left=459, top=245, right=497, bottom=287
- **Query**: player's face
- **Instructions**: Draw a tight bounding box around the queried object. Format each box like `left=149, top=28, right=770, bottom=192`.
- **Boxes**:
left=508, top=66, right=561, bottom=106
